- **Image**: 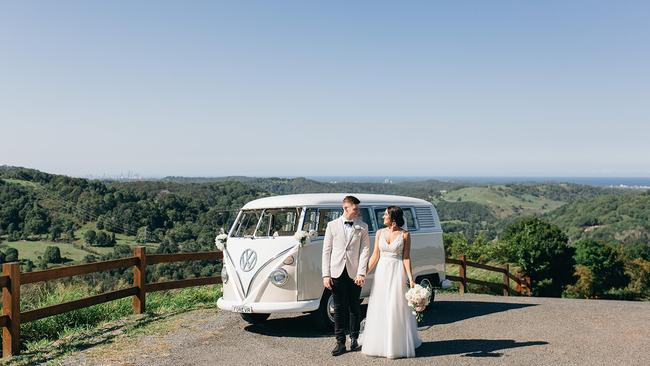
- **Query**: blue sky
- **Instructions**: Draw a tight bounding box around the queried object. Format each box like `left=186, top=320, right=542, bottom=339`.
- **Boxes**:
left=1, top=1, right=649, bottom=177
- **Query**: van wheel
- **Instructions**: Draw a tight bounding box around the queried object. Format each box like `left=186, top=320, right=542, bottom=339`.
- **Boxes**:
left=240, top=313, right=270, bottom=324
left=310, top=289, right=335, bottom=331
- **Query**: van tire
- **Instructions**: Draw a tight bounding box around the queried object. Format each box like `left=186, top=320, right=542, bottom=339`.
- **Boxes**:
left=240, top=313, right=270, bottom=324
left=311, top=289, right=335, bottom=332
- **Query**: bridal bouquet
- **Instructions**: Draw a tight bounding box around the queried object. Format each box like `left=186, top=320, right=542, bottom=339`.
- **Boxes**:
left=215, top=228, right=228, bottom=251
left=405, top=284, right=432, bottom=322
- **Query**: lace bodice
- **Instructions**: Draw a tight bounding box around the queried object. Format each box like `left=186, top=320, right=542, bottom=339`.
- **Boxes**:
left=379, top=229, right=404, bottom=259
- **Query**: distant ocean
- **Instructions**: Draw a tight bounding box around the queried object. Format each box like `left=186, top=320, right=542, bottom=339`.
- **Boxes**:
left=305, top=176, right=650, bottom=188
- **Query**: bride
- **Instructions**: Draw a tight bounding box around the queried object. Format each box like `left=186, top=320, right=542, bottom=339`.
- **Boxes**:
left=359, top=205, right=422, bottom=358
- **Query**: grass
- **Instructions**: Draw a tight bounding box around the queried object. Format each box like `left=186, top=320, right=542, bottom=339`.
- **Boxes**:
left=439, top=185, right=565, bottom=218
left=0, top=283, right=222, bottom=365
left=1, top=241, right=91, bottom=262
left=1, top=179, right=41, bottom=189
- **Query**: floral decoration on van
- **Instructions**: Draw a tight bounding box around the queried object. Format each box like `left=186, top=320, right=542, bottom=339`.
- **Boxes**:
left=294, top=229, right=317, bottom=247
left=215, top=228, right=228, bottom=251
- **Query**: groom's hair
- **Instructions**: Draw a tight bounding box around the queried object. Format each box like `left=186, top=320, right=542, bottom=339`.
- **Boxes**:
left=386, top=206, right=405, bottom=227
left=343, top=195, right=360, bottom=205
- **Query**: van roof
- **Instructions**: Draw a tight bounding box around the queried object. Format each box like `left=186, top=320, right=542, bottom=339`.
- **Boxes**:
left=241, top=193, right=431, bottom=209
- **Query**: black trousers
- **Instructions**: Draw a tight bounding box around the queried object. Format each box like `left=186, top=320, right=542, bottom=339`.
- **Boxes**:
left=331, top=267, right=362, bottom=344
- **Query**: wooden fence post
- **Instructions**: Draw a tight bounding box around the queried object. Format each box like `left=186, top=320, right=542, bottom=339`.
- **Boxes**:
left=459, top=255, right=467, bottom=294
left=503, top=264, right=510, bottom=296
left=3, top=262, right=21, bottom=358
left=133, top=246, right=146, bottom=314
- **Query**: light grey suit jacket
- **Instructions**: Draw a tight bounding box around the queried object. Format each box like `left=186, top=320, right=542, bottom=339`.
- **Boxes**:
left=322, top=216, right=371, bottom=279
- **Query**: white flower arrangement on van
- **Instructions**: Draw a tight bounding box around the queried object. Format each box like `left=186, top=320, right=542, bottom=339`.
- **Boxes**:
left=294, top=229, right=317, bottom=247
left=215, top=228, right=228, bottom=251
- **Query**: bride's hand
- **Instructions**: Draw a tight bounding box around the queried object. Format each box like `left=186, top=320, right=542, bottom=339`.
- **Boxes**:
left=409, top=278, right=415, bottom=288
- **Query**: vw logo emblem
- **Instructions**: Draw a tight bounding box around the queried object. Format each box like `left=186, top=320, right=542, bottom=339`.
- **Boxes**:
left=239, top=249, right=257, bottom=272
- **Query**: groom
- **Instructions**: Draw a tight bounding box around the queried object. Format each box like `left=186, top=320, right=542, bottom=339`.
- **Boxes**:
left=322, top=195, right=370, bottom=356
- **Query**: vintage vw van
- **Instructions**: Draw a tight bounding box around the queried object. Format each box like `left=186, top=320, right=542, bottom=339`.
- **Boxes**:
left=216, top=193, right=445, bottom=328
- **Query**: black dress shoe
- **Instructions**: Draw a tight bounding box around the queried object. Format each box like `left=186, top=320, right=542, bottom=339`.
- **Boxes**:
left=350, top=338, right=360, bottom=351
left=331, top=342, right=346, bottom=356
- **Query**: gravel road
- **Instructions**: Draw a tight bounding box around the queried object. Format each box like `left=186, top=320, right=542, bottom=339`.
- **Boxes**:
left=61, top=293, right=650, bottom=366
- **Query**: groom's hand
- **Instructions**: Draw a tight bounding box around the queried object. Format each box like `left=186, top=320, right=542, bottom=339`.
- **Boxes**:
left=354, top=275, right=365, bottom=287
left=323, top=276, right=333, bottom=290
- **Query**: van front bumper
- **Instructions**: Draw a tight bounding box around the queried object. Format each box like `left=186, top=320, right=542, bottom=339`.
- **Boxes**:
left=217, top=297, right=320, bottom=313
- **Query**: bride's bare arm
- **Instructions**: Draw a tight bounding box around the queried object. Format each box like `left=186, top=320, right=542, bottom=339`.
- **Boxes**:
left=367, top=229, right=381, bottom=273
left=402, top=232, right=415, bottom=288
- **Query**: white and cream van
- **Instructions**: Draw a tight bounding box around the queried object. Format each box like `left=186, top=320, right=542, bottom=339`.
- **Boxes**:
left=216, top=193, right=445, bottom=328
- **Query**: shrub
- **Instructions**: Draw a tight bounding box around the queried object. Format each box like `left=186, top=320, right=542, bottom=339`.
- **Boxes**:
left=501, top=217, right=575, bottom=297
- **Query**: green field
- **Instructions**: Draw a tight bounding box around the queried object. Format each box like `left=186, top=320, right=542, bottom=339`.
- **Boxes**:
left=1, top=240, right=92, bottom=262
left=2, top=178, right=41, bottom=189
left=439, top=185, right=565, bottom=218
left=0, top=236, right=160, bottom=264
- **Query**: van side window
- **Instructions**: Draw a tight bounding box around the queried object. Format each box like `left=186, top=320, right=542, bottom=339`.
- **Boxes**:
left=374, top=207, right=417, bottom=231
left=317, top=208, right=343, bottom=236
left=259, top=208, right=300, bottom=236
left=360, top=208, right=375, bottom=232
left=302, top=208, right=318, bottom=231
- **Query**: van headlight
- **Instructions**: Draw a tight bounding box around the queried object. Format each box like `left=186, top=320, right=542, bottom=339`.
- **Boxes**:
left=221, top=266, right=229, bottom=284
left=269, top=268, right=288, bottom=287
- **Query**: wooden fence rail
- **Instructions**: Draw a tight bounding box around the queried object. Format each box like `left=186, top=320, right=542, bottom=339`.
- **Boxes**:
left=0, top=247, right=222, bottom=358
left=445, top=255, right=531, bottom=296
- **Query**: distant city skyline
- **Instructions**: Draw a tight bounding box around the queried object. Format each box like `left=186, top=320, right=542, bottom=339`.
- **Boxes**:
left=2, top=2, right=649, bottom=177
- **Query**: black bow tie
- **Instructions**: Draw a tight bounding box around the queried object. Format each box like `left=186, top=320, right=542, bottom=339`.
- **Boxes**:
left=344, top=221, right=354, bottom=227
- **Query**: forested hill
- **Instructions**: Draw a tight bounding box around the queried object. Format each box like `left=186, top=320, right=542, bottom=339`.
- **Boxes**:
left=159, top=176, right=465, bottom=199
left=545, top=191, right=650, bottom=245
left=0, top=166, right=267, bottom=247
left=2, top=165, right=650, bottom=301
left=1, top=165, right=648, bottom=249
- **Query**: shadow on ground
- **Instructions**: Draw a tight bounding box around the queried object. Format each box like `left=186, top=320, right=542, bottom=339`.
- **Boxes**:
left=246, top=298, right=537, bottom=339
left=417, top=339, right=548, bottom=358
left=418, top=299, right=537, bottom=328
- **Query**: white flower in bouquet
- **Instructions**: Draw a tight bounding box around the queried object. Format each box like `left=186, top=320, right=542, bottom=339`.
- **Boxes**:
left=294, top=230, right=316, bottom=247
left=405, top=284, right=432, bottom=322
left=215, top=228, right=228, bottom=251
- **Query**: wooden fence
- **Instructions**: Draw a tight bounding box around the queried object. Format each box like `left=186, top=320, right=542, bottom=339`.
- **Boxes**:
left=1, top=246, right=222, bottom=358
left=445, top=255, right=532, bottom=296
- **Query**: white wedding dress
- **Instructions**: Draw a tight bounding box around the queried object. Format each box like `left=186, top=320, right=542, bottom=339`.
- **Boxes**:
left=359, top=229, right=422, bottom=358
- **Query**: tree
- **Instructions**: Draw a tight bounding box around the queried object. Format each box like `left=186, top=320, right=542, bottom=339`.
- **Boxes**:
left=23, top=203, right=49, bottom=236
left=43, top=246, right=63, bottom=264
left=84, top=229, right=97, bottom=245
left=50, top=224, right=63, bottom=241
left=563, top=265, right=594, bottom=298
left=573, top=239, right=629, bottom=297
left=501, top=217, right=575, bottom=297
left=4, top=247, right=19, bottom=262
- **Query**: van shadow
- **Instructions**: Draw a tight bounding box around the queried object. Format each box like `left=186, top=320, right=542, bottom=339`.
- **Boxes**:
left=416, top=339, right=548, bottom=358
left=245, top=299, right=537, bottom=338
left=418, top=299, right=537, bottom=329
left=244, top=314, right=332, bottom=338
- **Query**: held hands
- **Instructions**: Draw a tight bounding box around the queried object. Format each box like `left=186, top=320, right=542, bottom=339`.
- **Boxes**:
left=323, top=276, right=333, bottom=290
left=354, top=275, right=365, bottom=287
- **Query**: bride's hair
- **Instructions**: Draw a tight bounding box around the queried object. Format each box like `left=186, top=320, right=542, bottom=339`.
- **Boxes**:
left=386, top=206, right=405, bottom=228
